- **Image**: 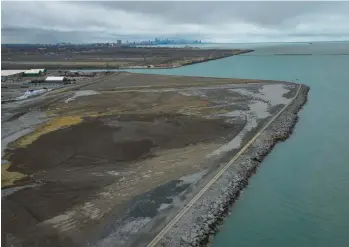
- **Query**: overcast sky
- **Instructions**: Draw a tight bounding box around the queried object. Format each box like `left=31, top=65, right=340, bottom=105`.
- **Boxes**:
left=2, top=1, right=349, bottom=44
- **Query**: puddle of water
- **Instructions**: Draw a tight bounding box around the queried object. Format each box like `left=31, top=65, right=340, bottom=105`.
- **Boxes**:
left=1, top=111, right=47, bottom=159
left=106, top=171, right=120, bottom=176
left=209, top=84, right=290, bottom=156
left=121, top=217, right=152, bottom=234
left=1, top=184, right=38, bottom=197
left=231, top=84, right=291, bottom=105
left=260, top=84, right=293, bottom=105
left=249, top=101, right=270, bottom=119
left=158, top=203, right=171, bottom=211
left=1, top=128, right=33, bottom=158
left=179, top=170, right=207, bottom=184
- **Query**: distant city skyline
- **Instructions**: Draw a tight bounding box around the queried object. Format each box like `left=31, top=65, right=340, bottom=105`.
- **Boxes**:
left=1, top=37, right=206, bottom=46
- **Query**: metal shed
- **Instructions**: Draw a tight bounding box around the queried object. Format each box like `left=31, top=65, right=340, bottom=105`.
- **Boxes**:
left=1, top=70, right=25, bottom=81
left=24, top=69, right=47, bottom=76
left=45, top=76, right=67, bottom=82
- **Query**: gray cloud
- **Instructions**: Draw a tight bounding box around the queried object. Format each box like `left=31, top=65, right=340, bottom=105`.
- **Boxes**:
left=2, top=1, right=349, bottom=43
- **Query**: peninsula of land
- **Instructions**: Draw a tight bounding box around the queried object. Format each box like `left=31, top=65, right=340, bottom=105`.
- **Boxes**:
left=1, top=45, right=252, bottom=70
left=1, top=71, right=308, bottom=247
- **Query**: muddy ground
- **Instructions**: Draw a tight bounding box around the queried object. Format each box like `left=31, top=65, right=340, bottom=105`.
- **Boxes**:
left=1, top=72, right=296, bottom=247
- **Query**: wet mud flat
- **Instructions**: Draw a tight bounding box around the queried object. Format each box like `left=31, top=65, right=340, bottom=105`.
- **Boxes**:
left=1, top=72, right=300, bottom=247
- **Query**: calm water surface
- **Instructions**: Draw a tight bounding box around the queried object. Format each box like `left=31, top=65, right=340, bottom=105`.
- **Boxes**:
left=89, top=42, right=349, bottom=247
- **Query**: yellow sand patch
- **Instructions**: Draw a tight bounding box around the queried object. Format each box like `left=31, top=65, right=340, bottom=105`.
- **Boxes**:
left=1, top=163, right=26, bottom=188
left=13, top=116, right=82, bottom=148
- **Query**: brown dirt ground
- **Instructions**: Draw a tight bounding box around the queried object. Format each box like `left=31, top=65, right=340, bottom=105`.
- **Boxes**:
left=83, top=72, right=260, bottom=90
left=2, top=112, right=244, bottom=246
left=48, top=91, right=214, bottom=117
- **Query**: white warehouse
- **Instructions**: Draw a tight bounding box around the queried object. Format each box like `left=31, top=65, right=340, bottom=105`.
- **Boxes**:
left=45, top=76, right=68, bottom=83
left=1, top=70, right=25, bottom=82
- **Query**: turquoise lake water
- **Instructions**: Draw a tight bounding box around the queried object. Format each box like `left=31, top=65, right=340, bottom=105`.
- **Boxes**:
left=87, top=42, right=349, bottom=246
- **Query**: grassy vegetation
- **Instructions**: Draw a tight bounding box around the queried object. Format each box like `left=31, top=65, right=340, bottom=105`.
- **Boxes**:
left=2, top=116, right=83, bottom=186
left=1, top=162, right=26, bottom=188
left=11, top=116, right=83, bottom=148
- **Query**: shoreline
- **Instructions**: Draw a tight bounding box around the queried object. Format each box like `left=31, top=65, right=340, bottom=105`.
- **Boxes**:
left=136, top=49, right=253, bottom=70
left=158, top=84, right=309, bottom=247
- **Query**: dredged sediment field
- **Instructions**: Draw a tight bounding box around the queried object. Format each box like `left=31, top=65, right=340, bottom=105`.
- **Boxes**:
left=1, top=72, right=308, bottom=247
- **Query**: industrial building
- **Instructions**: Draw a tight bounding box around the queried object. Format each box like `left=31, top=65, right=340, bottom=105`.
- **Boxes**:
left=45, top=76, right=68, bottom=83
left=24, top=69, right=47, bottom=76
left=1, top=70, right=25, bottom=82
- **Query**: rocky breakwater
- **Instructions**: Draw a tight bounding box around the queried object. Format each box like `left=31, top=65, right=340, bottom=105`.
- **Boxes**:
left=158, top=84, right=309, bottom=247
